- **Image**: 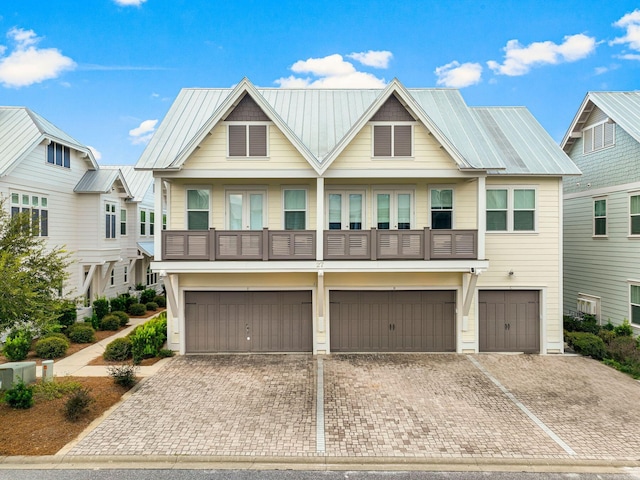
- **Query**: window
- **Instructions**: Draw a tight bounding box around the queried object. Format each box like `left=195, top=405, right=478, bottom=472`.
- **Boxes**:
left=631, top=284, right=640, bottom=326
left=11, top=192, right=49, bottom=236
left=375, top=190, right=413, bottom=230
left=630, top=195, right=640, bottom=235
left=140, top=210, right=146, bottom=236
left=430, top=188, right=453, bottom=229
left=120, top=209, right=127, bottom=236
left=583, top=121, right=615, bottom=154
left=327, top=191, right=364, bottom=230
left=110, top=270, right=115, bottom=286
left=486, top=188, right=536, bottom=232
left=162, top=213, right=167, bottom=230
left=46, top=142, right=71, bottom=168
left=593, top=198, right=607, bottom=236
left=227, top=190, right=266, bottom=230
left=124, top=266, right=128, bottom=284
left=228, top=124, right=267, bottom=157
left=105, top=203, right=117, bottom=239
left=373, top=125, right=412, bottom=157
left=283, top=189, right=306, bottom=230
left=187, top=188, right=210, bottom=230
left=146, top=266, right=158, bottom=286
left=150, top=211, right=155, bottom=236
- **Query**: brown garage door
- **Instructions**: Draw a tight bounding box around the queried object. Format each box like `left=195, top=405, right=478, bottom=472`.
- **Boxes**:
left=185, top=291, right=312, bottom=353
left=329, top=290, right=456, bottom=352
left=479, top=290, right=540, bottom=353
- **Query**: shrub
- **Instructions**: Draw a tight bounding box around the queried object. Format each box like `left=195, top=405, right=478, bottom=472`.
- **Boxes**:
left=111, top=310, right=130, bottom=327
left=42, top=332, right=68, bottom=341
left=121, top=293, right=137, bottom=310
left=85, top=313, right=100, bottom=330
left=129, top=314, right=167, bottom=363
left=92, top=297, right=110, bottom=320
left=153, top=295, right=166, bottom=308
left=140, top=288, right=157, bottom=305
left=67, top=324, right=96, bottom=343
left=145, top=302, right=158, bottom=312
left=565, top=331, right=607, bottom=360
left=99, top=314, right=121, bottom=331
left=158, top=348, right=175, bottom=358
left=614, top=319, right=634, bottom=337
left=597, top=328, right=616, bottom=345
left=33, top=379, right=81, bottom=401
left=107, top=364, right=138, bottom=388
left=35, top=336, right=69, bottom=359
left=607, top=335, right=640, bottom=364
left=109, top=296, right=127, bottom=313
left=602, top=321, right=615, bottom=331
left=4, top=380, right=34, bottom=409
left=64, top=387, right=94, bottom=421
left=2, top=331, right=31, bottom=361
left=128, top=303, right=147, bottom=316
left=104, top=337, right=132, bottom=361
left=563, top=314, right=599, bottom=335
left=135, top=283, right=145, bottom=291
left=57, top=300, right=78, bottom=329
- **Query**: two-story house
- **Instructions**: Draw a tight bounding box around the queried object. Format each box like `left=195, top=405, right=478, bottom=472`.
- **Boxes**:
left=0, top=107, right=159, bottom=314
left=562, top=91, right=640, bottom=330
left=137, top=78, right=580, bottom=355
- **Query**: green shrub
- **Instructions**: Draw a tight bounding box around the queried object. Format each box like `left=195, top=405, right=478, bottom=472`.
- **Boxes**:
left=121, top=293, right=137, bottom=310
left=34, top=336, right=69, bottom=359
left=153, top=295, right=166, bottom=308
left=614, top=319, right=634, bottom=337
left=135, top=283, right=145, bottom=291
left=33, top=379, right=81, bottom=401
left=128, top=303, right=147, bottom=316
left=4, top=380, right=34, bottom=409
left=140, top=288, right=157, bottom=305
left=111, top=310, right=130, bottom=327
left=104, top=337, right=132, bottom=362
left=607, top=335, right=640, bottom=363
left=109, top=296, right=127, bottom=313
left=64, top=387, right=94, bottom=421
left=602, top=321, right=615, bottom=331
left=129, top=314, right=167, bottom=364
left=565, top=331, right=607, bottom=360
left=42, top=332, right=68, bottom=342
left=145, top=302, right=158, bottom=312
left=99, top=314, right=121, bottom=331
left=107, top=364, right=138, bottom=388
left=158, top=348, right=175, bottom=358
left=597, top=328, right=616, bottom=345
left=603, top=358, right=640, bottom=379
left=563, top=314, right=599, bottom=334
left=92, top=297, right=110, bottom=320
left=85, top=314, right=100, bottom=330
left=67, top=324, right=96, bottom=343
left=57, top=301, right=78, bottom=329
left=2, top=331, right=31, bottom=361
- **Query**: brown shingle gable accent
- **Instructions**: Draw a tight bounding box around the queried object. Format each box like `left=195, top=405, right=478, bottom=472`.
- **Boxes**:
left=370, top=94, right=415, bottom=122
left=224, top=94, right=270, bottom=121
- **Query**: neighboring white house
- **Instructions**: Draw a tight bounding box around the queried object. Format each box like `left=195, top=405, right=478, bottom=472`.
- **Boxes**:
left=562, top=91, right=640, bottom=330
left=137, top=78, right=580, bottom=355
left=0, top=106, right=160, bottom=313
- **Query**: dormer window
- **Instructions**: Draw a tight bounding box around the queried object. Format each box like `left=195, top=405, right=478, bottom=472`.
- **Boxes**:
left=228, top=124, right=268, bottom=157
left=46, top=141, right=70, bottom=168
left=583, top=120, right=614, bottom=154
left=372, top=125, right=412, bottom=157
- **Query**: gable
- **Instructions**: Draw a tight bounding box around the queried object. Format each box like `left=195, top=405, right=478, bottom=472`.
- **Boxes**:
left=224, top=94, right=270, bottom=122
left=584, top=106, right=608, bottom=127
left=370, top=94, right=415, bottom=122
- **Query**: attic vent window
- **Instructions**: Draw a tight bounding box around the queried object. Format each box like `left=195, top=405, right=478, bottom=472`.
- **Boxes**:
left=583, top=120, right=615, bottom=154
left=372, top=125, right=412, bottom=158
left=46, top=142, right=70, bottom=168
left=228, top=124, right=268, bottom=157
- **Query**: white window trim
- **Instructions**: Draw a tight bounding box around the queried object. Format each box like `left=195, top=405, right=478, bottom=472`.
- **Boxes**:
left=629, top=192, right=640, bottom=238
left=629, top=281, right=640, bottom=327
left=582, top=119, right=615, bottom=155
left=486, top=186, right=538, bottom=234
left=185, top=186, right=212, bottom=230
left=282, top=187, right=308, bottom=230
left=372, top=188, right=415, bottom=230
left=324, top=189, right=367, bottom=230
left=370, top=122, right=416, bottom=159
left=225, top=121, right=270, bottom=159
left=224, top=187, right=268, bottom=230
left=9, top=190, right=49, bottom=237
left=120, top=208, right=127, bottom=237
left=428, top=185, right=455, bottom=229
left=593, top=196, right=608, bottom=238
left=105, top=201, right=117, bottom=240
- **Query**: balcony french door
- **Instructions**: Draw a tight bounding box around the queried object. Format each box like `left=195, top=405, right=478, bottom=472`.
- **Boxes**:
left=327, top=192, right=364, bottom=230
left=375, top=191, right=413, bottom=229
left=227, top=191, right=266, bottom=230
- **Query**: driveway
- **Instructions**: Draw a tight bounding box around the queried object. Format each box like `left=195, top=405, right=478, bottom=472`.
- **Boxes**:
left=66, top=354, right=640, bottom=460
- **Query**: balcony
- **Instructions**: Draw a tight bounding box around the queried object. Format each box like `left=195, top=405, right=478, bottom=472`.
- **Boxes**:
left=162, top=228, right=477, bottom=261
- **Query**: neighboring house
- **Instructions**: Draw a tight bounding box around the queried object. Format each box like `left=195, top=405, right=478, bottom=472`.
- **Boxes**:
left=0, top=107, right=159, bottom=314
left=562, top=91, right=640, bottom=330
left=136, top=78, right=579, bottom=355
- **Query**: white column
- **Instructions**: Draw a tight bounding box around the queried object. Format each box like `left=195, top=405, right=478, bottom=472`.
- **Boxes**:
left=316, top=177, right=324, bottom=261
left=477, top=176, right=486, bottom=260
left=154, top=176, right=163, bottom=261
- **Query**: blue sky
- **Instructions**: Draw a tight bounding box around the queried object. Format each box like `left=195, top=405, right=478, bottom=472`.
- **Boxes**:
left=1, top=0, right=639, bottom=165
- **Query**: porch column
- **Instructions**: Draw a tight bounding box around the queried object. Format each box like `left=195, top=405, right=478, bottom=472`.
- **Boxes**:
left=477, top=176, right=486, bottom=260
left=316, top=177, right=324, bottom=261
left=154, top=176, right=163, bottom=261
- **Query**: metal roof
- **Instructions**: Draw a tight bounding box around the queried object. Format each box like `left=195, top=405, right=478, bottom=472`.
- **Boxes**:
left=136, top=79, right=578, bottom=176
left=74, top=168, right=132, bottom=197
left=562, top=91, right=640, bottom=152
left=137, top=241, right=154, bottom=257
left=103, top=165, right=153, bottom=202
left=0, top=106, right=96, bottom=177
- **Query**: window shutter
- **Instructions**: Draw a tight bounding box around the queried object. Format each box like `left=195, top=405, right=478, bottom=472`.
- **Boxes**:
left=228, top=125, right=247, bottom=156
left=604, top=122, right=614, bottom=147
left=248, top=125, right=267, bottom=156
left=593, top=124, right=603, bottom=149
left=394, top=125, right=412, bottom=156
left=583, top=127, right=593, bottom=153
left=373, top=125, right=392, bottom=157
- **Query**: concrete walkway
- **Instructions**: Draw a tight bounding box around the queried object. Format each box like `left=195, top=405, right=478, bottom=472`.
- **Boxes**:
left=35, top=313, right=171, bottom=378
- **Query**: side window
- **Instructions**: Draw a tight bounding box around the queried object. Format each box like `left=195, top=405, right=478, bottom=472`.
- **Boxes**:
left=631, top=284, right=640, bottom=326
left=140, top=210, right=146, bottom=236
left=593, top=198, right=607, bottom=236
left=513, top=189, right=535, bottom=231
left=430, top=189, right=453, bottom=229
left=283, top=189, right=306, bottom=230
left=120, top=209, right=127, bottom=236
left=10, top=192, right=48, bottom=236
left=186, top=188, right=210, bottom=230
left=486, top=188, right=536, bottom=232
left=105, top=202, right=117, bottom=239
left=46, top=142, right=71, bottom=168
left=486, top=189, right=508, bottom=231
left=630, top=195, right=640, bottom=235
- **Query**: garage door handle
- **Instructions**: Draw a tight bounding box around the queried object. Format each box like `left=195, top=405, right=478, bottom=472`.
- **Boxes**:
left=504, top=323, right=511, bottom=330
left=389, top=323, right=396, bottom=331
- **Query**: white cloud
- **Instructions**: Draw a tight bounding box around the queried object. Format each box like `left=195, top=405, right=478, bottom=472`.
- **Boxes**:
left=347, top=50, right=393, bottom=68
left=610, top=9, right=640, bottom=56
left=434, top=61, right=482, bottom=88
left=0, top=27, right=76, bottom=88
left=487, top=33, right=596, bottom=76
left=87, top=146, right=102, bottom=161
left=129, top=119, right=157, bottom=145
left=275, top=53, right=388, bottom=88
left=113, top=0, right=147, bottom=6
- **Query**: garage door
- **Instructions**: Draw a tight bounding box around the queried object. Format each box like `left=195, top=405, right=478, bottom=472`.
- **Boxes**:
left=185, top=291, right=312, bottom=353
left=329, top=290, right=455, bottom=352
left=479, top=290, right=539, bottom=353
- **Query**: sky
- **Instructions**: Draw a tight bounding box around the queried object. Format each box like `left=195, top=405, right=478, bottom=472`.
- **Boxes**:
left=1, top=0, right=639, bottom=165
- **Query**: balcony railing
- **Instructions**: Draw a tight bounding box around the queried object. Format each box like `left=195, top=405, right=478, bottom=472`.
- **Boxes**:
left=162, top=228, right=477, bottom=261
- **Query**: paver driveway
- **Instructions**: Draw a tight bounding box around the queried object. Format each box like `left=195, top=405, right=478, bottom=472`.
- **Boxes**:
left=68, top=354, right=640, bottom=460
